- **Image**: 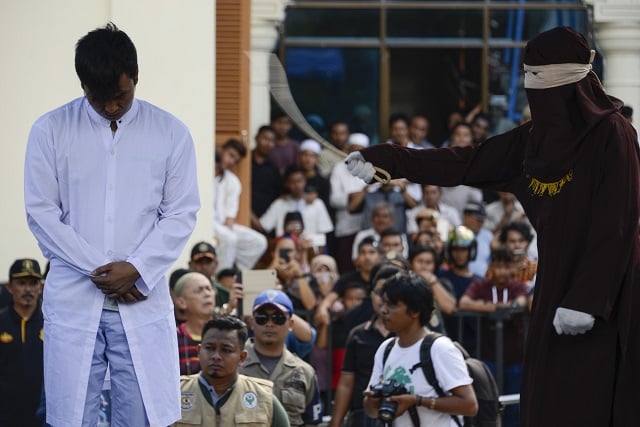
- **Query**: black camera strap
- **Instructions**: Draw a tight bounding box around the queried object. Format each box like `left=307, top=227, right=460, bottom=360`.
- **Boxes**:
left=381, top=338, right=422, bottom=427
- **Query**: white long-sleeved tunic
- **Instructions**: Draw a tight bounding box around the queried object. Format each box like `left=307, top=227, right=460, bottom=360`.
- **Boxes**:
left=24, top=97, right=200, bottom=426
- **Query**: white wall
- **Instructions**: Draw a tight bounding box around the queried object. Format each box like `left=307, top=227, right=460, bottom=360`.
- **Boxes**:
left=0, top=0, right=215, bottom=282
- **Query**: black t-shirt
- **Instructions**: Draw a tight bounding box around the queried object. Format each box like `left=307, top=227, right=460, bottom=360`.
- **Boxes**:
left=251, top=156, right=283, bottom=217
left=341, top=317, right=392, bottom=411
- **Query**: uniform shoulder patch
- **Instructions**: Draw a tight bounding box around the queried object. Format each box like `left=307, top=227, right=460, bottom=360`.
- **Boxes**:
left=181, top=392, right=195, bottom=411
left=243, top=392, right=258, bottom=409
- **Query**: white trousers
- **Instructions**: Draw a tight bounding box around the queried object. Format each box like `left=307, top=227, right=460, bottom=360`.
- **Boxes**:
left=214, top=222, right=267, bottom=271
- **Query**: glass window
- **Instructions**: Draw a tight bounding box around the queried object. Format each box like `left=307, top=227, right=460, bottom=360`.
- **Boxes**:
left=387, top=9, right=483, bottom=39
left=282, top=48, right=381, bottom=145
left=284, top=8, right=379, bottom=37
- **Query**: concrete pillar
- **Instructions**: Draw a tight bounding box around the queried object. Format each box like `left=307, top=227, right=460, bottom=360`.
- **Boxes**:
left=249, top=0, right=288, bottom=146
left=591, top=0, right=640, bottom=113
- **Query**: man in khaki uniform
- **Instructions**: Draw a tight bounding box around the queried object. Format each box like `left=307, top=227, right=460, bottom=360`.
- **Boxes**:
left=241, top=290, right=322, bottom=426
left=173, top=316, right=289, bottom=426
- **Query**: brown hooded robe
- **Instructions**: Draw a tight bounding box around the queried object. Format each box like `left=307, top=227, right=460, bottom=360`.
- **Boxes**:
left=359, top=27, right=640, bottom=427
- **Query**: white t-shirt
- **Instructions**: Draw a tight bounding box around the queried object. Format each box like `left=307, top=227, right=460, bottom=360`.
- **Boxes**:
left=368, top=335, right=472, bottom=427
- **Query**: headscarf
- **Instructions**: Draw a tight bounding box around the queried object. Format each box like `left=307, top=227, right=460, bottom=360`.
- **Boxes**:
left=523, top=26, right=623, bottom=193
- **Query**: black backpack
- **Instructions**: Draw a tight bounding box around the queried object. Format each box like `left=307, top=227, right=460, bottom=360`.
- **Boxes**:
left=383, top=333, right=502, bottom=427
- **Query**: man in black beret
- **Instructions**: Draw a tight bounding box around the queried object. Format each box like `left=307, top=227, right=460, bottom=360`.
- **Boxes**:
left=0, top=259, right=44, bottom=427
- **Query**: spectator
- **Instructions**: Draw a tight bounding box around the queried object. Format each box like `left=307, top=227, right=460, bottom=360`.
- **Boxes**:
left=241, top=290, right=323, bottom=426
left=269, top=234, right=318, bottom=312
left=24, top=24, right=199, bottom=426
left=364, top=273, right=477, bottom=425
left=351, top=202, right=411, bottom=261
left=188, top=241, right=218, bottom=282
left=315, top=237, right=382, bottom=330
left=0, top=259, right=44, bottom=427
left=387, top=113, right=418, bottom=149
left=173, top=272, right=217, bottom=375
left=484, top=192, right=538, bottom=261
left=251, top=125, right=283, bottom=229
left=379, top=228, right=408, bottom=259
left=299, top=139, right=331, bottom=210
left=214, top=138, right=268, bottom=272
left=470, top=113, right=491, bottom=145
left=330, top=133, right=370, bottom=273
left=440, top=123, right=484, bottom=217
left=459, top=247, right=528, bottom=427
left=462, top=202, right=493, bottom=278
left=268, top=111, right=300, bottom=174
left=172, top=316, right=290, bottom=426
left=493, top=221, right=538, bottom=294
left=318, top=121, right=351, bottom=178
left=406, top=184, right=461, bottom=241
left=410, top=113, right=435, bottom=149
left=328, top=265, right=399, bottom=427
left=439, top=226, right=484, bottom=354
left=260, top=165, right=334, bottom=238
left=409, top=245, right=457, bottom=320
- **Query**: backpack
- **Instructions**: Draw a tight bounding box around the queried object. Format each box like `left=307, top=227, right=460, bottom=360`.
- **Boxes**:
left=383, top=333, right=502, bottom=427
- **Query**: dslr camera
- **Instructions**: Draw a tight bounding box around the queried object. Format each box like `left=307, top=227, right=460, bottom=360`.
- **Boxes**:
left=370, top=379, right=408, bottom=422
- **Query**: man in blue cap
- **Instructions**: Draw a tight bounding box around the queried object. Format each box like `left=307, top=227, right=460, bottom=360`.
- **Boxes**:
left=240, top=290, right=322, bottom=426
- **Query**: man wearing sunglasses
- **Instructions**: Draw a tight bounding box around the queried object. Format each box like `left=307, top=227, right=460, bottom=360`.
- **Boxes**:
left=241, top=290, right=322, bottom=426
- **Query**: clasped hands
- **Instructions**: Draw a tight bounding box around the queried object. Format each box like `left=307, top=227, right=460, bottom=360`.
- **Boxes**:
left=91, top=261, right=147, bottom=303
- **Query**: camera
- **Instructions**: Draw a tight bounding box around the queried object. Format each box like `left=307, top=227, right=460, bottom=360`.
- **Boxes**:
left=370, top=379, right=408, bottom=422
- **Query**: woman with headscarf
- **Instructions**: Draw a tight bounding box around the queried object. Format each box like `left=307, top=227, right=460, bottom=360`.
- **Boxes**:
left=346, top=26, right=639, bottom=427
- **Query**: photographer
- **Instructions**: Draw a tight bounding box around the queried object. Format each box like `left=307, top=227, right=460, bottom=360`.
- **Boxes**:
left=364, top=272, right=477, bottom=426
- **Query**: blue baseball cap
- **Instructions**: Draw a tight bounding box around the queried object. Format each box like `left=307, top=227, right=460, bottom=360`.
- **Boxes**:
left=253, top=289, right=293, bottom=315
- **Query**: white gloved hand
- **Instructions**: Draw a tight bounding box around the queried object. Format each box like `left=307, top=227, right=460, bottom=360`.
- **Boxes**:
left=345, top=151, right=376, bottom=183
left=553, top=307, right=595, bottom=335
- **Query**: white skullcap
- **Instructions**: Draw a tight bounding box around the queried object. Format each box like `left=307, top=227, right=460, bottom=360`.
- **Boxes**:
left=300, top=139, right=322, bottom=154
left=347, top=133, right=370, bottom=148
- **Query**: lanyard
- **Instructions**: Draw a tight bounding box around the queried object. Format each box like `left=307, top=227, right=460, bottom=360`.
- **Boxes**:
left=491, top=286, right=508, bottom=304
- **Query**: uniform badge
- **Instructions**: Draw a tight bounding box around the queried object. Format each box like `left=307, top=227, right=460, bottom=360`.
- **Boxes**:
left=243, top=392, right=258, bottom=409
left=0, top=332, right=13, bottom=343
left=39, top=329, right=44, bottom=341
left=181, top=392, right=195, bottom=411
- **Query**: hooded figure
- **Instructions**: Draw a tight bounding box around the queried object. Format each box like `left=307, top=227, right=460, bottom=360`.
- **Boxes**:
left=346, top=27, right=640, bottom=426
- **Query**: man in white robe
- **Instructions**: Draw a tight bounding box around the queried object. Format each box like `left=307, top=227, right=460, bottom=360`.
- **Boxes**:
left=24, top=23, right=200, bottom=426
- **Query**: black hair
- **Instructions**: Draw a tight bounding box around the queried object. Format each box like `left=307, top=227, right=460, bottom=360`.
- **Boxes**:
left=270, top=109, right=288, bottom=122
left=409, top=244, right=441, bottom=271
left=358, top=236, right=379, bottom=253
left=382, top=272, right=433, bottom=326
left=283, top=164, right=305, bottom=182
left=216, top=268, right=237, bottom=281
left=490, top=246, right=515, bottom=264
left=222, top=138, right=247, bottom=158
left=499, top=221, right=534, bottom=244
left=379, top=227, right=402, bottom=240
left=257, top=125, right=276, bottom=136
left=388, top=113, right=410, bottom=128
left=472, top=112, right=491, bottom=127
left=330, top=120, right=350, bottom=132
left=370, top=264, right=403, bottom=287
left=451, top=121, right=473, bottom=135
left=75, top=23, right=138, bottom=102
left=202, top=316, right=248, bottom=348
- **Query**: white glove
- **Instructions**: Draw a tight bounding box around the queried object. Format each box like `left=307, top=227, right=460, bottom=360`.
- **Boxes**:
left=345, top=151, right=376, bottom=183
left=553, top=307, right=595, bottom=335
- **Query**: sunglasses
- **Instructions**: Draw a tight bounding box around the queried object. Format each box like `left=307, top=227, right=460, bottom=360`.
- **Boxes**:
left=254, top=312, right=288, bottom=326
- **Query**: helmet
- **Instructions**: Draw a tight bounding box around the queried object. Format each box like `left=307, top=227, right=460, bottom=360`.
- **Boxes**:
left=446, top=225, right=477, bottom=261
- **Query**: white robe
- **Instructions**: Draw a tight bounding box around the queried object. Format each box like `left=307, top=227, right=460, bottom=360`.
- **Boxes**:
left=24, top=97, right=200, bottom=426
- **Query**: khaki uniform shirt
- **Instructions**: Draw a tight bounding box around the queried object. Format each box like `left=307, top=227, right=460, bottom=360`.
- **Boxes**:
left=174, top=374, right=274, bottom=426
left=240, top=340, right=321, bottom=426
